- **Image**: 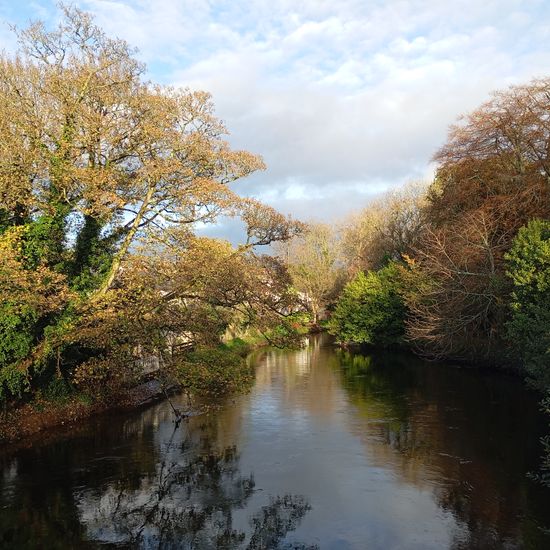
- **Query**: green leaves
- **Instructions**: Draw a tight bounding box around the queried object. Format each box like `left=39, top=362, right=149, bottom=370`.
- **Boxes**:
left=506, top=219, right=550, bottom=389
left=328, top=262, right=406, bottom=347
left=0, top=303, right=35, bottom=399
left=0, top=7, right=301, bottom=408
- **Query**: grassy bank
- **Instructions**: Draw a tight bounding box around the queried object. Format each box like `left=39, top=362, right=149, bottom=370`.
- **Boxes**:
left=0, top=336, right=267, bottom=446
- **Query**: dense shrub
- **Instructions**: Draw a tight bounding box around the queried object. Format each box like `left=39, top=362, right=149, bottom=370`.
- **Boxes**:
left=506, top=219, right=550, bottom=389
left=177, top=349, right=254, bottom=397
left=328, top=262, right=406, bottom=347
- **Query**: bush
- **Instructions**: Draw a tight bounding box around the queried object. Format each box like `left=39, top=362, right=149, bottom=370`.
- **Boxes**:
left=506, top=219, right=550, bottom=389
left=328, top=261, right=406, bottom=347
left=222, top=338, right=252, bottom=357
left=42, top=377, right=73, bottom=404
left=0, top=305, right=36, bottom=373
left=0, top=363, right=29, bottom=402
left=177, top=348, right=253, bottom=397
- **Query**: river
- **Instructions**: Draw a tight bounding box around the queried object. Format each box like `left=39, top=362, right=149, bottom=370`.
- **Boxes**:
left=1, top=334, right=550, bottom=549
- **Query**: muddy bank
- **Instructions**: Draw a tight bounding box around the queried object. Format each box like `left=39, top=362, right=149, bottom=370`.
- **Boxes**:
left=0, top=379, right=176, bottom=450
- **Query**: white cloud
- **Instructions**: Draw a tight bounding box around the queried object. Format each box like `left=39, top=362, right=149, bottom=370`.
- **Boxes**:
left=3, top=0, right=550, bottom=221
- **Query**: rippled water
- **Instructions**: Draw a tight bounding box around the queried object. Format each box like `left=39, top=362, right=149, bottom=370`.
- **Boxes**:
left=2, top=334, right=550, bottom=549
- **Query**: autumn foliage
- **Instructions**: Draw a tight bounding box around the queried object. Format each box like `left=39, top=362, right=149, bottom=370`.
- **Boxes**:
left=323, top=78, right=550, bottom=381
left=406, top=79, right=550, bottom=362
left=0, top=8, right=303, bottom=405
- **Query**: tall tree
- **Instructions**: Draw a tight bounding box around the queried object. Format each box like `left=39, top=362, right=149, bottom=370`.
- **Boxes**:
left=340, top=181, right=428, bottom=273
left=276, top=223, right=343, bottom=324
left=0, top=7, right=302, bottom=403
left=406, top=79, right=550, bottom=362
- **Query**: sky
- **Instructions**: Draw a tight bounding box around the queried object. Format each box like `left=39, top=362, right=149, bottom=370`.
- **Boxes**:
left=1, top=0, right=550, bottom=228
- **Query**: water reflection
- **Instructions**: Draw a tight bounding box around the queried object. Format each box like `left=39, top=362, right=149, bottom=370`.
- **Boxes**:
left=1, top=335, right=550, bottom=549
left=78, top=424, right=315, bottom=549
left=336, top=349, right=550, bottom=548
left=0, top=409, right=315, bottom=549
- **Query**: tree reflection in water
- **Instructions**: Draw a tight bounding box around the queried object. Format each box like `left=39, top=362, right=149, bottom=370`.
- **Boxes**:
left=80, top=424, right=317, bottom=549
left=336, top=349, right=550, bottom=549
left=4, top=336, right=550, bottom=549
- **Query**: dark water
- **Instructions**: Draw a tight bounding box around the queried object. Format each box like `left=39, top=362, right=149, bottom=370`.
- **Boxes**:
left=2, top=335, right=550, bottom=549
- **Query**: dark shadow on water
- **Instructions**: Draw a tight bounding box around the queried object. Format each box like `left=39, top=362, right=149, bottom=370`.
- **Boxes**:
left=0, top=415, right=316, bottom=549
left=1, top=334, right=550, bottom=549
left=336, top=347, right=550, bottom=549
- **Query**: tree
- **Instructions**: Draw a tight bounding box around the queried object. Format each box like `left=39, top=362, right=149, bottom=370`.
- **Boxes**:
left=406, top=79, right=550, bottom=362
left=506, top=219, right=550, bottom=389
left=276, top=223, right=343, bottom=324
left=0, top=226, right=69, bottom=399
left=70, top=234, right=304, bottom=396
left=328, top=262, right=406, bottom=347
left=403, top=210, right=510, bottom=361
left=340, top=181, right=428, bottom=273
left=0, top=7, right=302, bottom=403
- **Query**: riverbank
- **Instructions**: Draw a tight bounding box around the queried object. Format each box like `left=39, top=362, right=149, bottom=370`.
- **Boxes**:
left=0, top=322, right=322, bottom=448
left=0, top=379, right=176, bottom=448
left=0, top=336, right=270, bottom=448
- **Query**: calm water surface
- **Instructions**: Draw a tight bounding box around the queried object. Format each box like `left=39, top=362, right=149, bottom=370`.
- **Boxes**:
left=2, top=335, right=550, bottom=549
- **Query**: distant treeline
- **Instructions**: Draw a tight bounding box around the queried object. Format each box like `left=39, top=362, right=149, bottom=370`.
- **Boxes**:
left=279, top=78, right=550, bottom=393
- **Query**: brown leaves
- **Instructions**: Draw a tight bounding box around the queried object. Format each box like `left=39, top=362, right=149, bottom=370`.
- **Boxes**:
left=405, top=213, right=510, bottom=359
left=340, top=181, right=429, bottom=273
left=432, top=78, right=550, bottom=226
left=68, top=235, right=299, bottom=391
left=275, top=223, right=343, bottom=321
left=435, top=78, right=550, bottom=178
left=0, top=7, right=305, bottom=398
left=408, top=79, right=550, bottom=362
left=241, top=199, right=305, bottom=247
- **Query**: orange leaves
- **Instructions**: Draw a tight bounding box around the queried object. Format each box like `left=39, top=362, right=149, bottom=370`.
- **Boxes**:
left=0, top=6, right=305, bottom=398
left=407, top=79, right=550, bottom=362
left=432, top=78, right=550, bottom=226
left=240, top=198, right=305, bottom=247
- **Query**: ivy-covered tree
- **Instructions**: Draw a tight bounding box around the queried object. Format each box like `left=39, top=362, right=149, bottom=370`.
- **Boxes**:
left=0, top=7, right=302, bottom=404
